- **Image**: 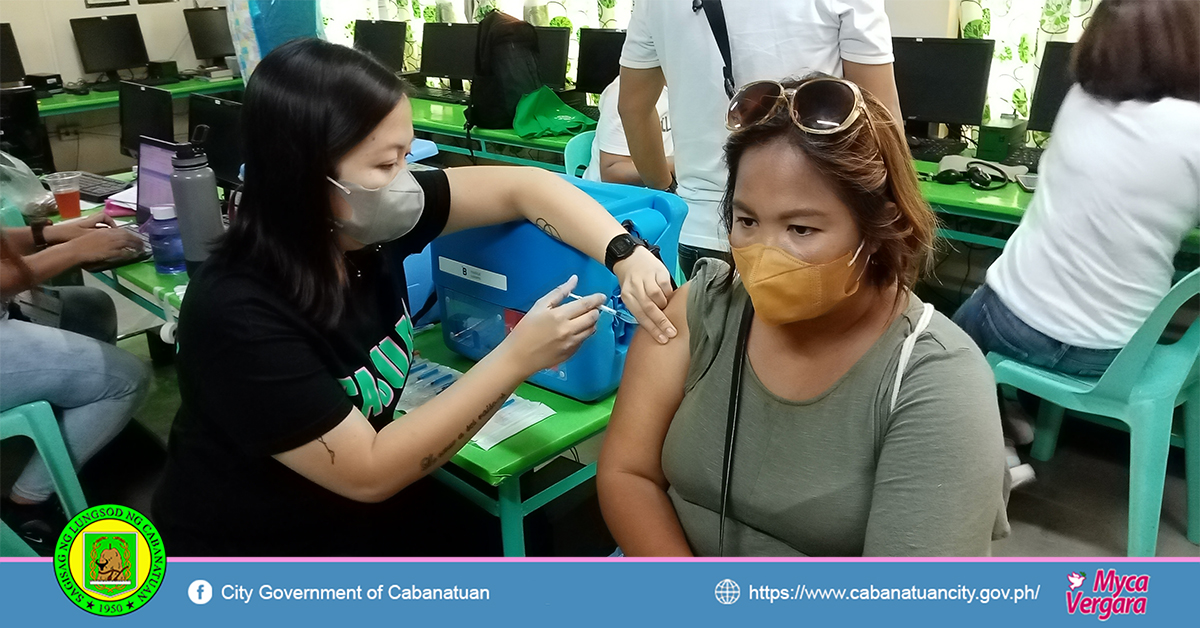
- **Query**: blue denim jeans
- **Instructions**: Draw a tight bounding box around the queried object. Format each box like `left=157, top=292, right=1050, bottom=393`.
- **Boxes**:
left=953, top=284, right=1120, bottom=378
left=0, top=316, right=148, bottom=502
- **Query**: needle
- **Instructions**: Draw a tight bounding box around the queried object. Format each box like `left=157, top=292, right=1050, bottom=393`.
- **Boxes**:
left=566, top=292, right=638, bottom=325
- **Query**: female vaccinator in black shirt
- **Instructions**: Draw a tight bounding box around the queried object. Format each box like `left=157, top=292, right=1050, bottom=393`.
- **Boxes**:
left=152, top=39, right=675, bottom=556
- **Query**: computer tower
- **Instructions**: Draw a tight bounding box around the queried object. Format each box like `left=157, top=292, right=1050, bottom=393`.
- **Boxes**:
left=0, top=86, right=56, bottom=174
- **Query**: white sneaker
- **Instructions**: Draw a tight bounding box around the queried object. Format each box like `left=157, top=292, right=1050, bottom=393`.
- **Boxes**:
left=1010, top=463, right=1037, bottom=490
left=1002, top=398, right=1036, bottom=446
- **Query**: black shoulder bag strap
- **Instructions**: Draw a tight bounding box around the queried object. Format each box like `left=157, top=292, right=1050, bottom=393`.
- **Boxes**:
left=694, top=0, right=735, bottom=99
left=718, top=296, right=754, bottom=556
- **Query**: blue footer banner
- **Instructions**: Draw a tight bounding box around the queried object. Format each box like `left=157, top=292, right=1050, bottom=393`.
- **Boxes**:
left=1, top=558, right=1196, bottom=625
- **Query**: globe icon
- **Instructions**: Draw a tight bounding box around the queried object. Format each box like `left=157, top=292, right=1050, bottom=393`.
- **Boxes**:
left=714, top=579, right=740, bottom=605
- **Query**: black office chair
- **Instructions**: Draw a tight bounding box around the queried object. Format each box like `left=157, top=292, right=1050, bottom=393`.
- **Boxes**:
left=0, top=86, right=56, bottom=174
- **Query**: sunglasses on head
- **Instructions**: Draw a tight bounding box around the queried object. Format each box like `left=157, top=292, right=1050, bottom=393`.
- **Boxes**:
left=725, top=77, right=868, bottom=135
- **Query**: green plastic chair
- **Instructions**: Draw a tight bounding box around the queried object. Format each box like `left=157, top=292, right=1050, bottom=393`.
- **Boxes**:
left=986, top=268, right=1199, bottom=556
left=0, top=519, right=37, bottom=557
left=564, top=130, right=595, bottom=179
left=0, top=401, right=88, bottom=556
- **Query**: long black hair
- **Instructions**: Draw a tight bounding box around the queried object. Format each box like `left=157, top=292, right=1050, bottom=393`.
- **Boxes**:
left=214, top=38, right=408, bottom=327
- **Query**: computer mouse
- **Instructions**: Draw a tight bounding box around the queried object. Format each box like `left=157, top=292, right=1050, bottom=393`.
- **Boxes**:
left=66, top=85, right=90, bottom=96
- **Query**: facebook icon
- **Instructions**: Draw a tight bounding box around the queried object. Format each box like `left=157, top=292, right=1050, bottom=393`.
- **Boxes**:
left=189, top=579, right=213, bottom=605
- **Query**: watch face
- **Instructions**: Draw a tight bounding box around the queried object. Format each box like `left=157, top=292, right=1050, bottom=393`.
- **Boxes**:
left=612, top=235, right=636, bottom=258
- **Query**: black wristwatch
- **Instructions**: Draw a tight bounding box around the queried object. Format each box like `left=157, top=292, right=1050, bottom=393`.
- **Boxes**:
left=605, top=232, right=647, bottom=272
left=30, top=219, right=52, bottom=251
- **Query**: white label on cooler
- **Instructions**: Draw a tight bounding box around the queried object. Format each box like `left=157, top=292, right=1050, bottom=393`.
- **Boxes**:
left=438, top=256, right=508, bottom=291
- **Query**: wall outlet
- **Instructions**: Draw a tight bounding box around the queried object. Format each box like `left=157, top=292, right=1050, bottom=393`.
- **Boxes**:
left=57, top=125, right=80, bottom=140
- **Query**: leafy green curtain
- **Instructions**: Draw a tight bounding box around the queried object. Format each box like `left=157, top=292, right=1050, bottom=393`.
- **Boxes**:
left=320, top=0, right=377, bottom=48
left=959, top=0, right=1096, bottom=123
left=384, top=0, right=421, bottom=72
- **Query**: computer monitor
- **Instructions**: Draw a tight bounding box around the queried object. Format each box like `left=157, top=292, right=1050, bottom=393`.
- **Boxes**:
left=1026, top=41, right=1074, bottom=133
left=0, top=86, right=55, bottom=173
left=1, top=23, right=25, bottom=86
left=533, top=26, right=569, bottom=90
left=575, top=28, right=625, bottom=94
left=355, top=19, right=407, bottom=74
left=184, top=7, right=235, bottom=66
left=136, top=137, right=181, bottom=225
left=188, top=93, right=243, bottom=186
left=419, top=22, right=478, bottom=81
left=891, top=37, right=995, bottom=129
left=70, top=14, right=150, bottom=90
left=119, top=82, right=174, bottom=158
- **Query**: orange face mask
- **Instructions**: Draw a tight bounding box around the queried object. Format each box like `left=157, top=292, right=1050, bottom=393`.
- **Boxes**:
left=731, top=241, right=867, bottom=325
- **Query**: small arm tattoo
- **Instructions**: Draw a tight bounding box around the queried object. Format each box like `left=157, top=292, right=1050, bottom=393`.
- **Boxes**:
left=419, top=393, right=510, bottom=471
left=317, top=437, right=335, bottom=464
left=535, top=218, right=561, bottom=241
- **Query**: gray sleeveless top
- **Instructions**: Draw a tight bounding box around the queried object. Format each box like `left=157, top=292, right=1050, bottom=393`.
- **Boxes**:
left=662, top=259, right=1010, bottom=556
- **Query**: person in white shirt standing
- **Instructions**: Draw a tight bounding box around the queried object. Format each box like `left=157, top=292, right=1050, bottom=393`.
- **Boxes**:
left=584, top=76, right=674, bottom=185
left=954, top=0, right=1200, bottom=379
left=617, top=0, right=901, bottom=278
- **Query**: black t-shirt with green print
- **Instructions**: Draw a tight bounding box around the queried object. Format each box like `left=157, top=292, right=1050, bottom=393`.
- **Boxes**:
left=152, top=170, right=452, bottom=556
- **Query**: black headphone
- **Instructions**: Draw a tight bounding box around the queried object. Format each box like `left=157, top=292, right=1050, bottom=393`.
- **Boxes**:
left=933, top=161, right=1009, bottom=191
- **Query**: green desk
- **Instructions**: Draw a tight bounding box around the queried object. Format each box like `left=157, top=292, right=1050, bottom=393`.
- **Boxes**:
left=409, top=98, right=573, bottom=172
left=37, top=78, right=245, bottom=117
left=914, top=160, right=1031, bottom=249
left=92, top=259, right=187, bottom=323
left=913, top=160, right=1200, bottom=254
left=53, top=171, right=188, bottom=324
left=414, top=326, right=613, bottom=557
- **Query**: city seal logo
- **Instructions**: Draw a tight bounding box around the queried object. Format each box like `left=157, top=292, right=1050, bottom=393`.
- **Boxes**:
left=53, top=505, right=166, bottom=616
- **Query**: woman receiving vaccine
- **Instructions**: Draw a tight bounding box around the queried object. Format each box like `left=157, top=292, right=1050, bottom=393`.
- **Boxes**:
left=598, top=76, right=1009, bottom=556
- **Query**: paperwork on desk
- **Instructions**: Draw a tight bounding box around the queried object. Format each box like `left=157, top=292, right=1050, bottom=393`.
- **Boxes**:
left=395, top=358, right=556, bottom=450
left=106, top=185, right=138, bottom=209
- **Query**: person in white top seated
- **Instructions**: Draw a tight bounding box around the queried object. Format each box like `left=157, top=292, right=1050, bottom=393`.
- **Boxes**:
left=617, top=0, right=902, bottom=279
left=583, top=76, right=674, bottom=186
left=953, top=0, right=1200, bottom=378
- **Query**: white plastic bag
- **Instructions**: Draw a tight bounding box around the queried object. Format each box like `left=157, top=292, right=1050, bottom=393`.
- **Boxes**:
left=0, top=151, right=55, bottom=219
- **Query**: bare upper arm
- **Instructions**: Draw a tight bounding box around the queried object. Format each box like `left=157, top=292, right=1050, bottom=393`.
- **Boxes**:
left=598, top=151, right=643, bottom=186
left=599, top=282, right=692, bottom=488
left=617, top=66, right=667, bottom=119
left=438, top=166, right=529, bottom=235
left=273, top=406, right=385, bottom=502
left=842, top=60, right=902, bottom=122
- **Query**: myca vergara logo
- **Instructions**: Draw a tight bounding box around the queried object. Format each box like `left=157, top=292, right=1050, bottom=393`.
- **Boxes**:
left=54, top=505, right=166, bottom=616
left=1065, top=569, right=1149, bottom=621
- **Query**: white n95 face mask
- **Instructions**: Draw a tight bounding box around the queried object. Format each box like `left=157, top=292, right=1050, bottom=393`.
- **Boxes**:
left=327, top=168, right=425, bottom=245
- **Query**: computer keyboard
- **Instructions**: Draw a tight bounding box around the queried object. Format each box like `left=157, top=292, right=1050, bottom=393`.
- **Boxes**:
left=80, top=222, right=151, bottom=272
left=410, top=86, right=471, bottom=105
left=573, top=104, right=601, bottom=121
left=121, top=222, right=150, bottom=249
left=907, top=137, right=968, bottom=163
left=72, top=172, right=131, bottom=203
left=1002, top=146, right=1046, bottom=174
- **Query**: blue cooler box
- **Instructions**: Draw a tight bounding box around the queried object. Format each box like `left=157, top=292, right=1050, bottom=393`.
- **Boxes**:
left=402, top=244, right=442, bottom=327
left=430, top=177, right=686, bottom=401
